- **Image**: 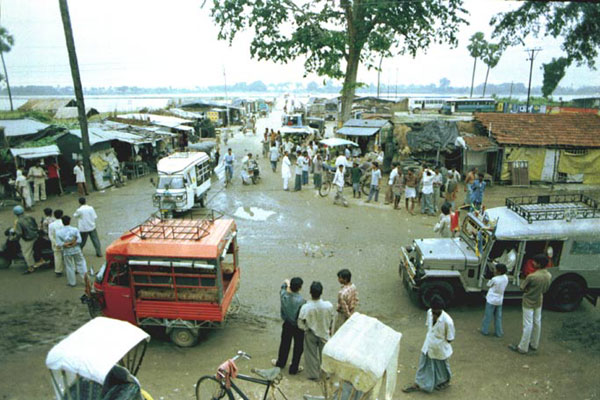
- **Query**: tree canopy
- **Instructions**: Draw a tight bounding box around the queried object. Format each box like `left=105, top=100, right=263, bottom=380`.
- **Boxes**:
left=209, top=0, right=467, bottom=121
left=491, top=2, right=600, bottom=96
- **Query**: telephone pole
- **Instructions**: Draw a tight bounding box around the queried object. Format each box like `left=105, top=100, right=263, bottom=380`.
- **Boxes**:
left=59, top=0, right=93, bottom=190
left=525, top=48, right=542, bottom=113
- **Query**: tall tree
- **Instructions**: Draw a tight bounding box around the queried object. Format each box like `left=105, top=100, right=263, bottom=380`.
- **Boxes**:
left=0, top=26, right=15, bottom=111
left=209, top=0, right=466, bottom=122
left=541, top=57, right=570, bottom=98
left=467, top=32, right=487, bottom=98
left=481, top=43, right=502, bottom=97
left=491, top=2, right=600, bottom=93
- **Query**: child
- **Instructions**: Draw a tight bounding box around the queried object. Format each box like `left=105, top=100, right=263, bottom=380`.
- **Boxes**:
left=480, top=263, right=508, bottom=337
left=350, top=162, right=362, bottom=198
left=470, top=173, right=486, bottom=211
left=434, top=202, right=452, bottom=238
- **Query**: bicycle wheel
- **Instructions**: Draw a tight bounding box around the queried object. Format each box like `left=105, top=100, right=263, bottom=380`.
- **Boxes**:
left=319, top=181, right=331, bottom=197
left=195, top=376, right=233, bottom=400
left=361, top=180, right=370, bottom=196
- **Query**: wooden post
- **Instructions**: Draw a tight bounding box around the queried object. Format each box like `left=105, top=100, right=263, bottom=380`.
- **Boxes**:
left=58, top=0, right=93, bottom=191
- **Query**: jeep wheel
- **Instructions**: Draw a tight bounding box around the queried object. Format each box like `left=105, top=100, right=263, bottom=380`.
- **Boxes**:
left=550, top=279, right=584, bottom=312
left=419, top=281, right=454, bottom=309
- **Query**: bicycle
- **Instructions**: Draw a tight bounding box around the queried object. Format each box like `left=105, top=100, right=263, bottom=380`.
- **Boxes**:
left=318, top=168, right=369, bottom=198
left=196, top=351, right=289, bottom=400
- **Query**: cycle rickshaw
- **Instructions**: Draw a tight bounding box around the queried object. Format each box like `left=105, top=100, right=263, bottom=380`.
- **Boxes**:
left=46, top=317, right=153, bottom=400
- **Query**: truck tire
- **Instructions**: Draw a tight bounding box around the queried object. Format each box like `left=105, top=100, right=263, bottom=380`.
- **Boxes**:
left=550, top=279, right=584, bottom=312
left=170, top=328, right=199, bottom=347
left=419, top=281, right=454, bottom=309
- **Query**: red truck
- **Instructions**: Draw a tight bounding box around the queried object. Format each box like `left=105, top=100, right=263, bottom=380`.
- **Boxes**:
left=83, top=214, right=240, bottom=347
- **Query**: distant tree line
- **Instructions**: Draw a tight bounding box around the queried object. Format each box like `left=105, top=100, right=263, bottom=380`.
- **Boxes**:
left=1, top=81, right=598, bottom=97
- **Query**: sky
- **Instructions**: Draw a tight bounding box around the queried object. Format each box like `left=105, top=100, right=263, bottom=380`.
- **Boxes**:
left=1, top=0, right=598, bottom=90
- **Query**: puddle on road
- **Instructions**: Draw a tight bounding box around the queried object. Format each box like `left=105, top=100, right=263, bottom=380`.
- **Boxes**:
left=233, top=206, right=276, bottom=221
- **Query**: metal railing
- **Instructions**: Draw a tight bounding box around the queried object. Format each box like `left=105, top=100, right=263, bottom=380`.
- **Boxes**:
left=505, top=193, right=599, bottom=223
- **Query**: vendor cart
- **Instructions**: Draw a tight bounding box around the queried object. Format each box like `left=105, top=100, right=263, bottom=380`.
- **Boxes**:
left=306, top=313, right=402, bottom=400
left=45, top=317, right=152, bottom=400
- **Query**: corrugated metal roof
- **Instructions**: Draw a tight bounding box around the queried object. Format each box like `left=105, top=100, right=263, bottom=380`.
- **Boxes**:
left=337, top=127, right=380, bottom=137
left=0, top=119, right=50, bottom=137
left=54, top=107, right=99, bottom=119
left=343, top=119, right=390, bottom=128
left=18, top=98, right=76, bottom=112
left=169, top=108, right=204, bottom=119
left=66, top=128, right=153, bottom=146
left=10, top=145, right=60, bottom=159
left=117, top=113, right=193, bottom=128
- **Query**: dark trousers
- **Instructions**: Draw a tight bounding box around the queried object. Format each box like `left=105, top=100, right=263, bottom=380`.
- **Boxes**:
left=276, top=321, right=304, bottom=373
left=80, top=229, right=102, bottom=257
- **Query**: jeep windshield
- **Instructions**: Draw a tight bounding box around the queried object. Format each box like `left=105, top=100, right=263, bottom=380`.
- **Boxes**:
left=461, top=215, right=491, bottom=252
left=158, top=176, right=184, bottom=190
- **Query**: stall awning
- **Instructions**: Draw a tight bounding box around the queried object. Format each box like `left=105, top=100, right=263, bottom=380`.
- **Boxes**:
left=337, top=127, right=379, bottom=136
left=10, top=145, right=60, bottom=159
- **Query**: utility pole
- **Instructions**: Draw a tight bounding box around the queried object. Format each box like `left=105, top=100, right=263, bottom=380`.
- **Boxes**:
left=525, top=48, right=542, bottom=113
left=223, top=66, right=230, bottom=126
left=58, top=0, right=93, bottom=191
left=395, top=67, right=398, bottom=100
left=376, top=54, right=383, bottom=98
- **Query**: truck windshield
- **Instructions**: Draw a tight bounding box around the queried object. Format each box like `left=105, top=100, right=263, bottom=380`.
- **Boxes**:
left=461, top=215, right=491, bottom=252
left=158, top=176, right=184, bottom=189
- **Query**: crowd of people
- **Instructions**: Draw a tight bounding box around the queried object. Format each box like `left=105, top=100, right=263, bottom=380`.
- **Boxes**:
left=10, top=196, right=101, bottom=286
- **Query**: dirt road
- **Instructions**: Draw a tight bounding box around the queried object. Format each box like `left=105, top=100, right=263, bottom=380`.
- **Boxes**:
left=0, top=111, right=598, bottom=399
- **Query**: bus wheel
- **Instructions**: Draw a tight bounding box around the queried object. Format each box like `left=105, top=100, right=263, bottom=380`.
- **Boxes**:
left=170, top=328, right=199, bottom=347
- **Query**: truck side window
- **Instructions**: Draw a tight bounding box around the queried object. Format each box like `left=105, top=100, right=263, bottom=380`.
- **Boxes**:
left=571, top=241, right=600, bottom=255
left=108, top=263, right=130, bottom=287
left=523, top=240, right=564, bottom=268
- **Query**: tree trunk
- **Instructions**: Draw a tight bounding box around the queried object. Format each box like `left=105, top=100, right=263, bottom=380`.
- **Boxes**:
left=340, top=48, right=360, bottom=124
left=469, top=57, right=477, bottom=98
left=58, top=0, right=93, bottom=191
left=1, top=51, right=13, bottom=111
left=482, top=65, right=490, bottom=97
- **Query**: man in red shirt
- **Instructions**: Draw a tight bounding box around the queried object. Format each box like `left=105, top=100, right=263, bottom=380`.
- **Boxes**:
left=47, top=161, right=63, bottom=195
left=521, top=254, right=551, bottom=277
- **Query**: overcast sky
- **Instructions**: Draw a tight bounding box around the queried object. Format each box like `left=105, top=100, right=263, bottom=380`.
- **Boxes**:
left=1, top=0, right=598, bottom=89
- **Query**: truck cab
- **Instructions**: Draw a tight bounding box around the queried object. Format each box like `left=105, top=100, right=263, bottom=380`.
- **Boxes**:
left=400, top=194, right=600, bottom=311
left=84, top=214, right=240, bottom=347
left=153, top=152, right=211, bottom=214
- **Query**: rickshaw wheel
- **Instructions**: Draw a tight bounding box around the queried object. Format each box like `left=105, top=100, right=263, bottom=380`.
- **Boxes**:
left=170, top=328, right=198, bottom=347
left=195, top=376, right=233, bottom=400
left=360, top=180, right=370, bottom=196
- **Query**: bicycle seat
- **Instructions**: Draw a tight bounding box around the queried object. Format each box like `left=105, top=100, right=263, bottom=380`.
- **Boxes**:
left=251, top=367, right=281, bottom=381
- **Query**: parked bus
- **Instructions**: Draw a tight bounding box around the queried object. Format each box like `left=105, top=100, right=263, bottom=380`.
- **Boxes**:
left=408, top=98, right=447, bottom=113
left=441, top=98, right=496, bottom=114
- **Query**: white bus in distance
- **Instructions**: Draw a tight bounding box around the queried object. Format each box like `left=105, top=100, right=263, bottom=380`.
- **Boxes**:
left=408, top=98, right=447, bottom=113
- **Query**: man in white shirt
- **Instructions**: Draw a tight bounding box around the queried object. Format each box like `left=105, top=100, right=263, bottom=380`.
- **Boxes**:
left=366, top=162, right=382, bottom=203
left=294, top=151, right=304, bottom=191
left=333, top=164, right=347, bottom=207
left=420, top=167, right=435, bottom=215
left=73, top=197, right=102, bottom=257
left=73, top=160, right=89, bottom=196
left=48, top=209, right=65, bottom=277
left=334, top=153, right=348, bottom=174
left=344, top=146, right=351, bottom=159
left=480, top=264, right=509, bottom=337
left=281, top=151, right=292, bottom=191
left=404, top=296, right=455, bottom=393
left=27, top=161, right=47, bottom=202
left=269, top=144, right=279, bottom=173
left=298, top=281, right=335, bottom=380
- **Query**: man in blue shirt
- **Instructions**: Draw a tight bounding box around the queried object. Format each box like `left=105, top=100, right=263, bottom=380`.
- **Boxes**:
left=470, top=173, right=487, bottom=211
left=55, top=215, right=87, bottom=287
left=273, top=277, right=306, bottom=374
left=223, top=148, right=235, bottom=184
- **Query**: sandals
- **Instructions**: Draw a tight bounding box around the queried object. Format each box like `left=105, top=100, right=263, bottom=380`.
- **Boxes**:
left=402, top=385, right=420, bottom=393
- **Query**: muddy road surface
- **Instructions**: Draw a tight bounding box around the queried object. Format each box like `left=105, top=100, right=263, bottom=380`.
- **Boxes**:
left=0, top=112, right=599, bottom=399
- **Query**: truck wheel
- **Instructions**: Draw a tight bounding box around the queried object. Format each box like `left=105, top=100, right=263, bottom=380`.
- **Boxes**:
left=170, top=328, right=199, bottom=347
left=550, top=279, right=584, bottom=312
left=419, top=281, right=454, bottom=309
left=199, top=195, right=205, bottom=208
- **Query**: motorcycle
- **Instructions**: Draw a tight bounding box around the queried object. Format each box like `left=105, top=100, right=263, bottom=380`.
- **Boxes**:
left=248, top=159, right=261, bottom=184
left=0, top=227, right=54, bottom=269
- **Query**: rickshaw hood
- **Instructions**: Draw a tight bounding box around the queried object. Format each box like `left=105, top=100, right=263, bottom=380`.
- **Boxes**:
left=46, top=317, right=149, bottom=384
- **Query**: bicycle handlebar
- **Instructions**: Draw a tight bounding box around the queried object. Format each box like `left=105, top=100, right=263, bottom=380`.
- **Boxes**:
left=231, top=350, right=252, bottom=361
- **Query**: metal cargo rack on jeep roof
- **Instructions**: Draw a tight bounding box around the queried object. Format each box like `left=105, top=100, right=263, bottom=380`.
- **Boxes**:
left=505, top=193, right=599, bottom=224
left=131, top=209, right=224, bottom=241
